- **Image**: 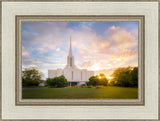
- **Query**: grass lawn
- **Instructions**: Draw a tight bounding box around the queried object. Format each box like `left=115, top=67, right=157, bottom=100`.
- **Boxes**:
left=22, top=86, right=138, bottom=99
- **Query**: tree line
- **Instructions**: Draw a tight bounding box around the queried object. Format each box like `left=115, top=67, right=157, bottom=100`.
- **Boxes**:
left=22, top=66, right=138, bottom=88
left=87, top=66, right=138, bottom=87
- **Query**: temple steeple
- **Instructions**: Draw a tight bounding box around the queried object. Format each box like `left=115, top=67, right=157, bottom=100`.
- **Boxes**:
left=66, top=36, right=75, bottom=68
left=69, top=36, right=72, bottom=55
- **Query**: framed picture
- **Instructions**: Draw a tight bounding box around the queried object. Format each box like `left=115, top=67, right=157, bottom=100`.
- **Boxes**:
left=1, top=0, right=159, bottom=120
left=16, top=15, right=144, bottom=106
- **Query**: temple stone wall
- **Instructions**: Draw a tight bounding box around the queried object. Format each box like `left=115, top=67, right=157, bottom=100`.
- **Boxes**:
left=48, top=68, right=94, bottom=84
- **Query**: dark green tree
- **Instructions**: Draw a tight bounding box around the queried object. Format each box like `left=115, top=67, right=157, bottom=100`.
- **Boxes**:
left=130, top=67, right=138, bottom=87
left=22, top=68, right=44, bottom=87
left=46, top=75, right=68, bottom=88
left=88, top=76, right=98, bottom=86
left=111, top=66, right=138, bottom=87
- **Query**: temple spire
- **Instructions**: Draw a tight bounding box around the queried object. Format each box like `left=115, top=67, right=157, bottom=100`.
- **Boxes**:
left=69, top=36, right=72, bottom=55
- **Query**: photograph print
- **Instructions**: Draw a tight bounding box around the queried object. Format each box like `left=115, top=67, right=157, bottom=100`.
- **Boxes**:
left=22, top=21, right=138, bottom=99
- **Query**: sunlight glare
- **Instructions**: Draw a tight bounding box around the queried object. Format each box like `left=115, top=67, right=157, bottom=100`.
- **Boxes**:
left=107, top=76, right=113, bottom=80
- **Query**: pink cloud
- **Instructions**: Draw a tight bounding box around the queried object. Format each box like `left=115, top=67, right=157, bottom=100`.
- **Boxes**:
left=22, top=46, right=29, bottom=56
left=22, top=52, right=29, bottom=56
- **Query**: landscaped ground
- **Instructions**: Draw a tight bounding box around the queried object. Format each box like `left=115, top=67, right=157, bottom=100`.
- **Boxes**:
left=22, top=86, right=138, bottom=99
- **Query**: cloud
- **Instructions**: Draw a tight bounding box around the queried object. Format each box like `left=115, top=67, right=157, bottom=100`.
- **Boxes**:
left=105, top=26, right=137, bottom=50
left=22, top=22, right=138, bottom=77
left=22, top=46, right=29, bottom=56
left=56, top=48, right=60, bottom=52
left=80, top=61, right=93, bottom=69
left=22, top=52, right=29, bottom=56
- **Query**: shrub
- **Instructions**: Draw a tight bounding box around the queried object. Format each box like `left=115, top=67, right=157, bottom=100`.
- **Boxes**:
left=87, top=85, right=94, bottom=88
left=95, top=85, right=104, bottom=89
left=81, top=84, right=86, bottom=88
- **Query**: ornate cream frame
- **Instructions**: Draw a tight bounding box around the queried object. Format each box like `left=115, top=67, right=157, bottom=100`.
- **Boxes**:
left=1, top=0, right=159, bottom=120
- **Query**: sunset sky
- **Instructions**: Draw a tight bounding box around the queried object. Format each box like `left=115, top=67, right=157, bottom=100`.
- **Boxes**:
left=22, top=22, right=138, bottom=78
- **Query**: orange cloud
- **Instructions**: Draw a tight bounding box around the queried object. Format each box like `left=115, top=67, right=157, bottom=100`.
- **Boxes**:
left=78, top=50, right=85, bottom=54
left=100, top=41, right=110, bottom=48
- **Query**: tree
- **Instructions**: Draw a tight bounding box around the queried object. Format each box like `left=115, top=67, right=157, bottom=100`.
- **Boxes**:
left=111, top=66, right=138, bottom=87
left=88, top=76, right=98, bottom=86
left=130, top=67, right=138, bottom=87
left=46, top=75, right=68, bottom=88
left=97, top=73, right=108, bottom=86
left=88, top=73, right=108, bottom=86
left=22, top=68, right=44, bottom=87
left=99, top=73, right=105, bottom=77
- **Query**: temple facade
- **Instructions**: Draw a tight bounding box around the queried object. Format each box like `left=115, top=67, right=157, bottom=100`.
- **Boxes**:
left=48, top=37, right=94, bottom=86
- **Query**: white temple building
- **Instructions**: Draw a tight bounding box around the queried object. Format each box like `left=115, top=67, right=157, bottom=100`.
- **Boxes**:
left=48, top=37, right=94, bottom=86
